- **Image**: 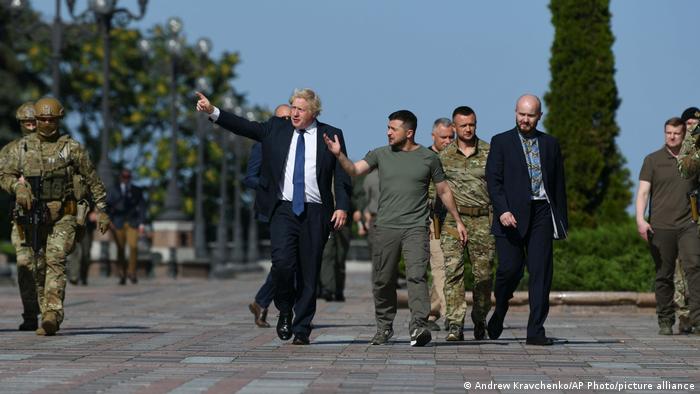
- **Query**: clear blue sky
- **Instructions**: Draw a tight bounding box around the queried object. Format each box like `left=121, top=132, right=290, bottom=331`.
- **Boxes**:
left=35, top=0, right=700, bottom=207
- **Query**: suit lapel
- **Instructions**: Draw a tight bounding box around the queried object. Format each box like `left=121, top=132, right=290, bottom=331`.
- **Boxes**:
left=510, top=128, right=529, bottom=176
left=316, top=123, right=326, bottom=180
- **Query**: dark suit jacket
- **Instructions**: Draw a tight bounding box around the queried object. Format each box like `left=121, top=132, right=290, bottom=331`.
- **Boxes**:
left=106, top=183, right=146, bottom=229
left=215, top=110, right=352, bottom=223
left=243, top=143, right=263, bottom=190
left=485, top=128, right=568, bottom=239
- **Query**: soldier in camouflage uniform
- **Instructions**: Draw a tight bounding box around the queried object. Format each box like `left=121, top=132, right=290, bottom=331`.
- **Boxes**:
left=440, top=106, right=495, bottom=341
left=674, top=107, right=700, bottom=333
left=426, top=118, right=453, bottom=331
left=676, top=107, right=700, bottom=334
left=0, top=102, right=41, bottom=331
left=0, top=97, right=111, bottom=336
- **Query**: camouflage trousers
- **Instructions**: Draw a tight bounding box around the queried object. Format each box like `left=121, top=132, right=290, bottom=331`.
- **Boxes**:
left=428, top=218, right=446, bottom=319
left=674, top=258, right=689, bottom=319
left=10, top=224, right=41, bottom=321
left=442, top=214, right=494, bottom=328
left=35, top=215, right=77, bottom=324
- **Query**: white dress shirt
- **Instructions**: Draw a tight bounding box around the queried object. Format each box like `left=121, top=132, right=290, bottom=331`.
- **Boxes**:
left=280, top=122, right=321, bottom=204
left=209, top=107, right=321, bottom=204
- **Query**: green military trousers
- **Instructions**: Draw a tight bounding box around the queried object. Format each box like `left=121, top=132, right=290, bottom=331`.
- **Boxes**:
left=371, top=225, right=430, bottom=334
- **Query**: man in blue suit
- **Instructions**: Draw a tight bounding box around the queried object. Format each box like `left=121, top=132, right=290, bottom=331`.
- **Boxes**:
left=485, top=94, right=568, bottom=346
left=196, top=89, right=351, bottom=345
left=244, top=104, right=291, bottom=328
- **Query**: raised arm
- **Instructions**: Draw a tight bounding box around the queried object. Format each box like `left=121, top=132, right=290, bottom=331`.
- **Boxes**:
left=323, top=133, right=371, bottom=177
left=195, top=91, right=268, bottom=142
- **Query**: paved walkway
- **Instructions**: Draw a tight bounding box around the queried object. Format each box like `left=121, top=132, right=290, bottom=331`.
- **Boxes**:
left=0, top=267, right=698, bottom=393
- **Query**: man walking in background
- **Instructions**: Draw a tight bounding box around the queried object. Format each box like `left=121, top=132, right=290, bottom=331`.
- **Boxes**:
left=640, top=117, right=700, bottom=335
left=108, top=169, right=147, bottom=285
left=244, top=104, right=291, bottom=328
left=426, top=117, right=453, bottom=331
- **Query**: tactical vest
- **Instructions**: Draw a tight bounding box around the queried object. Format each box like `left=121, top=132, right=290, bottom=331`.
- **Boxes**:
left=19, top=135, right=75, bottom=201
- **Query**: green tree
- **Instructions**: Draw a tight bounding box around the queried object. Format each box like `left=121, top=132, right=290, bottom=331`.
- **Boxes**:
left=544, top=0, right=632, bottom=228
left=0, top=4, right=48, bottom=241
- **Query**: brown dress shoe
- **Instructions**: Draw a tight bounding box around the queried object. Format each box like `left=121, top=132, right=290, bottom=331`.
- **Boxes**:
left=249, top=302, right=270, bottom=328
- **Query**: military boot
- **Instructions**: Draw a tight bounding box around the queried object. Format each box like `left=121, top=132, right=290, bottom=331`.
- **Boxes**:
left=658, top=320, right=673, bottom=336
left=678, top=315, right=692, bottom=334
left=41, top=312, right=59, bottom=336
left=445, top=324, right=464, bottom=341
left=19, top=313, right=38, bottom=331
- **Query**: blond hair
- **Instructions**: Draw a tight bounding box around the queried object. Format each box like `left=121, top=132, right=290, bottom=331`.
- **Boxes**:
left=289, top=88, right=322, bottom=117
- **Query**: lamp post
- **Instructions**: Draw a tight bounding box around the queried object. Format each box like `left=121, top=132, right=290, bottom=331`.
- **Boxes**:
left=213, top=93, right=236, bottom=276
left=8, top=0, right=63, bottom=98
left=67, top=0, right=148, bottom=188
left=194, top=38, right=212, bottom=259
left=157, top=16, right=187, bottom=221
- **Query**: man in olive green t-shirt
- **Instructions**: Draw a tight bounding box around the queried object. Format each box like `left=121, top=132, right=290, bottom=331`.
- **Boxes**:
left=636, top=117, right=700, bottom=335
left=324, top=110, right=467, bottom=347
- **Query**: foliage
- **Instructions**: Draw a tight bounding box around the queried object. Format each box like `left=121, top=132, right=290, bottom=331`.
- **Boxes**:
left=551, top=218, right=653, bottom=291
left=544, top=0, right=632, bottom=228
left=0, top=3, right=270, bottom=244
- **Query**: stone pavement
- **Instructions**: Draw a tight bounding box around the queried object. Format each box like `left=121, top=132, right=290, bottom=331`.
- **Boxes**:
left=0, top=267, right=698, bottom=394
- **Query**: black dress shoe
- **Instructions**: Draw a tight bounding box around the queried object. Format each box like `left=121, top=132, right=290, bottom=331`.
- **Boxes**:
left=526, top=336, right=554, bottom=346
left=276, top=313, right=293, bottom=340
left=487, top=311, right=504, bottom=339
left=319, top=290, right=334, bottom=302
left=292, top=334, right=310, bottom=345
left=334, top=293, right=345, bottom=302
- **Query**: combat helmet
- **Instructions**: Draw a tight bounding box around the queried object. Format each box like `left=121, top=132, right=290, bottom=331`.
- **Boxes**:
left=34, top=97, right=64, bottom=138
left=34, top=97, right=65, bottom=119
left=15, top=102, right=36, bottom=135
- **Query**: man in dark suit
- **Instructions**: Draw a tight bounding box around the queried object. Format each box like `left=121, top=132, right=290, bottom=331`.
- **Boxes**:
left=243, top=104, right=291, bottom=328
left=196, top=89, right=351, bottom=345
left=107, top=169, right=147, bottom=285
left=485, top=94, right=568, bottom=346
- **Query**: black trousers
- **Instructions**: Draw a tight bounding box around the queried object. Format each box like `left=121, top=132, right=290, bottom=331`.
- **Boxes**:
left=269, top=201, right=329, bottom=336
left=493, top=200, right=553, bottom=339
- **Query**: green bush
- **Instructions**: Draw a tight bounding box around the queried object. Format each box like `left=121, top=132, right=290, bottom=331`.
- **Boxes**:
left=429, top=218, right=654, bottom=292
left=551, top=218, right=653, bottom=291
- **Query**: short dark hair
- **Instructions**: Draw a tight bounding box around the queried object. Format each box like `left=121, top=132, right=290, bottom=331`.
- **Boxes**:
left=452, top=106, right=475, bottom=119
left=665, top=117, right=686, bottom=129
left=388, top=110, right=417, bottom=132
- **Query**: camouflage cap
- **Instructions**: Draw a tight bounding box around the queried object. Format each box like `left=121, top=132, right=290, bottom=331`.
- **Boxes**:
left=15, top=102, right=36, bottom=121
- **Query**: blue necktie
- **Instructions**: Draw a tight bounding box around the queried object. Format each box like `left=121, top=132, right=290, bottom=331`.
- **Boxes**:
left=292, top=129, right=306, bottom=216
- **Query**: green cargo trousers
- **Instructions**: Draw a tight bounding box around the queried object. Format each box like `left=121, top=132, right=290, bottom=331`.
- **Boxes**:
left=371, top=225, right=430, bottom=334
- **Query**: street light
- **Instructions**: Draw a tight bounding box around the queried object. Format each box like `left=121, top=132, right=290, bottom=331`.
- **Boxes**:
left=194, top=37, right=212, bottom=259
left=213, top=92, right=236, bottom=276
left=67, top=0, right=148, bottom=189
left=7, top=0, right=63, bottom=98
left=229, top=111, right=254, bottom=263
left=156, top=16, right=188, bottom=221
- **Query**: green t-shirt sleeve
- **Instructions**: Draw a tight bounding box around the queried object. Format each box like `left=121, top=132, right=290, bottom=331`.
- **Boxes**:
left=639, top=155, right=653, bottom=182
left=430, top=153, right=446, bottom=183
left=363, top=149, right=379, bottom=170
